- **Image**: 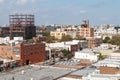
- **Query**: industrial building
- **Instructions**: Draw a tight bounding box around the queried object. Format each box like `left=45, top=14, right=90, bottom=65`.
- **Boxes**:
left=59, top=56, right=120, bottom=80
left=0, top=39, right=45, bottom=66
left=9, top=14, right=36, bottom=39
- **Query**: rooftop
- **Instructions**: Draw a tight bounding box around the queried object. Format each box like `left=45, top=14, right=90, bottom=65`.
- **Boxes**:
left=0, top=65, right=73, bottom=80
left=92, top=56, right=120, bottom=67
left=70, top=67, right=96, bottom=77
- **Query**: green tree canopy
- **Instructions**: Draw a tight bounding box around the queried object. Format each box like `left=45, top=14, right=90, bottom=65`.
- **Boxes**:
left=103, top=36, right=110, bottom=43
left=94, top=52, right=107, bottom=60
left=109, top=35, right=120, bottom=45
left=46, top=36, right=55, bottom=43
left=39, top=32, right=50, bottom=37
left=61, top=35, right=72, bottom=42
left=61, top=49, right=71, bottom=59
left=75, top=35, right=85, bottom=40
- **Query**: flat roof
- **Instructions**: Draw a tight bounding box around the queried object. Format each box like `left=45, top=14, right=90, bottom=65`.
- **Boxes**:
left=91, top=74, right=120, bottom=78
left=92, top=56, right=120, bottom=67
left=0, top=65, right=73, bottom=80
left=71, top=67, right=96, bottom=77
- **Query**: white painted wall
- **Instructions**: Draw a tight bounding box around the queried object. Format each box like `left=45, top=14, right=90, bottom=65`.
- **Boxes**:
left=74, top=51, right=98, bottom=62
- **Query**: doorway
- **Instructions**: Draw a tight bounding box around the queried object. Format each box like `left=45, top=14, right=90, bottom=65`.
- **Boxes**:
left=26, top=60, right=29, bottom=65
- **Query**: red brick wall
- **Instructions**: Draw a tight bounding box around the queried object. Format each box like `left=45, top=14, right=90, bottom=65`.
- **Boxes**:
left=20, top=43, right=45, bottom=66
left=0, top=44, right=20, bottom=60
left=86, top=37, right=102, bottom=48
left=90, top=28, right=94, bottom=37
left=100, top=66, right=119, bottom=74
left=71, top=44, right=78, bottom=54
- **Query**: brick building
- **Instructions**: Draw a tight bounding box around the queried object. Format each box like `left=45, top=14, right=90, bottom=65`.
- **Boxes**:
left=63, top=27, right=94, bottom=39
left=20, top=43, right=45, bottom=65
left=86, top=37, right=103, bottom=48
left=0, top=42, right=45, bottom=66
left=70, top=44, right=78, bottom=54
left=100, top=66, right=120, bottom=74
left=51, top=20, right=94, bottom=40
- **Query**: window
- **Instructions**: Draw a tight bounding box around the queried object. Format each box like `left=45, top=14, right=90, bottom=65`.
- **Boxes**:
left=13, top=47, right=20, bottom=55
left=7, top=48, right=11, bottom=51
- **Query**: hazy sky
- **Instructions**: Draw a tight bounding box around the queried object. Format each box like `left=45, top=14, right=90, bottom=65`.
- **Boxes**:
left=0, top=0, right=120, bottom=26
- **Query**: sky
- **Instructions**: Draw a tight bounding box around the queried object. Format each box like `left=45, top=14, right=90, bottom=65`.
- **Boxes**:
left=0, top=0, right=120, bottom=26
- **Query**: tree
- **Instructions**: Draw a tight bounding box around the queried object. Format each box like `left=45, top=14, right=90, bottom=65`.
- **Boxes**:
left=94, top=52, right=107, bottom=60
left=46, top=36, right=55, bottom=43
left=26, top=39, right=34, bottom=43
left=98, top=53, right=107, bottom=60
left=39, top=32, right=50, bottom=37
left=109, top=35, right=120, bottom=45
left=103, top=36, right=110, bottom=43
left=61, top=49, right=71, bottom=60
left=0, top=34, right=3, bottom=37
left=75, top=35, right=85, bottom=40
left=61, top=35, right=72, bottom=42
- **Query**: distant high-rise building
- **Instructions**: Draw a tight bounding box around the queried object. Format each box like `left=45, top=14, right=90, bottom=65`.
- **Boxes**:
left=81, top=19, right=89, bottom=28
left=9, top=14, right=36, bottom=39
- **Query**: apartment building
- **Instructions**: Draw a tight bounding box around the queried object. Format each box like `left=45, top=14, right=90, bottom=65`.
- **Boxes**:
left=50, top=20, right=94, bottom=40
left=94, top=24, right=118, bottom=39
left=64, top=26, right=78, bottom=39
left=86, top=37, right=103, bottom=48
left=78, top=27, right=94, bottom=38
left=50, top=28, right=67, bottom=39
left=51, top=26, right=94, bottom=40
left=63, top=27, right=94, bottom=39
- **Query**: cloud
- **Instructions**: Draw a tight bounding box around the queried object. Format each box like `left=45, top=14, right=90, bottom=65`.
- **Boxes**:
left=17, top=0, right=28, bottom=5
left=0, top=0, right=3, bottom=4
left=100, top=17, right=109, bottom=21
left=91, top=1, right=106, bottom=8
left=16, top=0, right=48, bottom=4
left=80, top=10, right=87, bottom=14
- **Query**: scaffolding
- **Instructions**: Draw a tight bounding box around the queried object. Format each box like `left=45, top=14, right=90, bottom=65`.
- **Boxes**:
left=9, top=14, right=36, bottom=39
left=9, top=14, right=34, bottom=27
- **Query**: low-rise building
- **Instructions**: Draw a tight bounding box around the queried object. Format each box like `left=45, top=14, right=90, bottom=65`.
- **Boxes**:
left=99, top=43, right=119, bottom=50
left=72, top=40, right=88, bottom=49
left=59, top=56, right=120, bottom=80
left=74, top=49, right=98, bottom=62
left=46, top=41, right=78, bottom=54
left=0, top=41, right=45, bottom=66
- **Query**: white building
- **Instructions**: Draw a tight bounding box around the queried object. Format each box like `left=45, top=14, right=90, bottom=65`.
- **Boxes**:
left=74, top=49, right=98, bottom=62
left=99, top=43, right=119, bottom=50
left=100, top=24, right=117, bottom=35
left=0, top=37, right=23, bottom=45
left=94, top=24, right=117, bottom=40
left=46, top=41, right=78, bottom=51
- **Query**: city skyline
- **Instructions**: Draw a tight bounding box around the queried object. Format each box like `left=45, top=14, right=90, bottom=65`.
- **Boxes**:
left=0, top=0, right=120, bottom=26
